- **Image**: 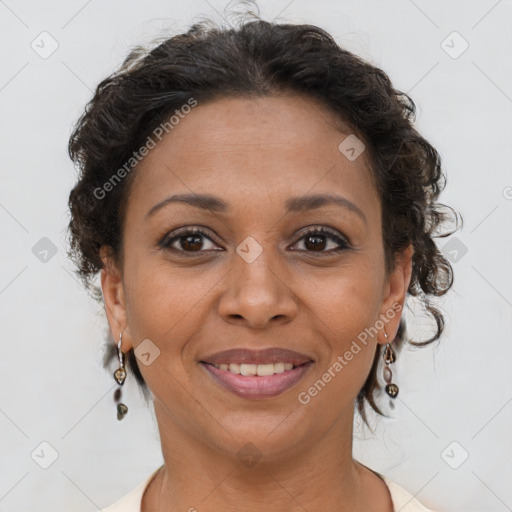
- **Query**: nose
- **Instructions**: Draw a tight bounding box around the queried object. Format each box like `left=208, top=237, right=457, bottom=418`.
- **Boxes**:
left=217, top=243, right=298, bottom=329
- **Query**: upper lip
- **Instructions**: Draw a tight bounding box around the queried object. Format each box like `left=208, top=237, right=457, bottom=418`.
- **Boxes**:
left=200, top=347, right=314, bottom=366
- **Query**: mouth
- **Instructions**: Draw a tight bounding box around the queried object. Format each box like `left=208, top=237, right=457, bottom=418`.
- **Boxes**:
left=199, top=347, right=314, bottom=399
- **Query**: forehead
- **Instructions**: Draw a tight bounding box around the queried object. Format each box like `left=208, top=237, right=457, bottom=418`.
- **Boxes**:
left=154, top=94, right=354, bottom=159
left=127, top=94, right=379, bottom=221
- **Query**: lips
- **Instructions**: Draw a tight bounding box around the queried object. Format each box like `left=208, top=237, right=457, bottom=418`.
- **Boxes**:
left=201, top=347, right=314, bottom=366
left=199, top=347, right=314, bottom=399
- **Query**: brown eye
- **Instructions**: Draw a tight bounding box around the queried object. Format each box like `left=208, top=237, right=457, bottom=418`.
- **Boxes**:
left=159, top=226, right=350, bottom=256
left=292, top=227, right=350, bottom=254
left=304, top=234, right=328, bottom=251
left=177, top=233, right=206, bottom=251
left=159, top=227, right=221, bottom=253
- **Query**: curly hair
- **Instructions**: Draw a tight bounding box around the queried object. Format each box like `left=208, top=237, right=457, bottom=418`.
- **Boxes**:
left=67, top=13, right=462, bottom=429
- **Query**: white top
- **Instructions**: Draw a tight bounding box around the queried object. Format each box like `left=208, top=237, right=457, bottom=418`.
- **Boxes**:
left=103, top=465, right=436, bottom=512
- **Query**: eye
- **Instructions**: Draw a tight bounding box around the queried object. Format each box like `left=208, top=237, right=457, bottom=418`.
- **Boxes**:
left=159, top=225, right=351, bottom=255
left=158, top=227, right=222, bottom=253
left=291, top=227, right=351, bottom=254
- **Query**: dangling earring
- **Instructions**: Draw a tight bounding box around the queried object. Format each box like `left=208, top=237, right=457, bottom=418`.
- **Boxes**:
left=113, top=332, right=128, bottom=420
left=382, top=330, right=399, bottom=408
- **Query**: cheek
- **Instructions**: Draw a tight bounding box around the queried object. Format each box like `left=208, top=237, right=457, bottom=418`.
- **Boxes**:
left=122, top=256, right=176, bottom=341
left=302, top=295, right=378, bottom=414
left=305, top=267, right=381, bottom=386
left=122, top=263, right=196, bottom=405
left=123, top=256, right=217, bottom=354
left=307, top=265, right=383, bottom=340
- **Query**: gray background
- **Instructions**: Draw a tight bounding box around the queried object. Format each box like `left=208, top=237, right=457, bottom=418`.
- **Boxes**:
left=0, top=0, right=511, bottom=511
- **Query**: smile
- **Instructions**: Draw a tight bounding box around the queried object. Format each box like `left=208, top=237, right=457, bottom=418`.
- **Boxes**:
left=200, top=360, right=314, bottom=399
left=212, top=362, right=295, bottom=375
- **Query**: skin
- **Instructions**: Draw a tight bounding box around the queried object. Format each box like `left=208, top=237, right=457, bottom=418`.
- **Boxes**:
left=100, top=94, right=413, bottom=512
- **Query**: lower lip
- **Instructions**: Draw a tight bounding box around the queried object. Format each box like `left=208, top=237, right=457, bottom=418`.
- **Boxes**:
left=200, top=362, right=313, bottom=399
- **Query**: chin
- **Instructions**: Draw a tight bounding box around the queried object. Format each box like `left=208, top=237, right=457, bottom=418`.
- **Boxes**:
left=203, top=408, right=316, bottom=464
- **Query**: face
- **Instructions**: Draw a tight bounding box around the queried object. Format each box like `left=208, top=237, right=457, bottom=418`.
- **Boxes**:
left=101, top=94, right=412, bottom=461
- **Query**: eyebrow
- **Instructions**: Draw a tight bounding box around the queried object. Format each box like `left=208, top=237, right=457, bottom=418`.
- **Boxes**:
left=146, top=192, right=367, bottom=224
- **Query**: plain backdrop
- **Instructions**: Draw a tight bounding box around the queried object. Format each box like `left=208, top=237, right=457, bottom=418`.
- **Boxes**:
left=0, top=1, right=511, bottom=511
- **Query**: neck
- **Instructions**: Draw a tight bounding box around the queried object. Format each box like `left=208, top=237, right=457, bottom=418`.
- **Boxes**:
left=142, top=399, right=390, bottom=512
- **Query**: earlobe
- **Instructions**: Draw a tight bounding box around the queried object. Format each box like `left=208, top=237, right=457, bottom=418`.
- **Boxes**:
left=100, top=249, right=133, bottom=351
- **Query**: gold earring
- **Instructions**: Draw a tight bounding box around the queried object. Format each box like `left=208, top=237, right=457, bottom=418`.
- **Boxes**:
left=113, top=332, right=128, bottom=420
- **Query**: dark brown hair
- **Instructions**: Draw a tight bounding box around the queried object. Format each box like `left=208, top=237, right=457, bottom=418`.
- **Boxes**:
left=67, top=11, right=461, bottom=428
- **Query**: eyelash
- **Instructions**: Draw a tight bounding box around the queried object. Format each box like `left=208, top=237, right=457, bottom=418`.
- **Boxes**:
left=158, top=226, right=351, bottom=256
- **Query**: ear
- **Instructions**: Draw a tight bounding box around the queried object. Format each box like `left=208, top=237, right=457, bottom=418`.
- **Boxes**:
left=100, top=246, right=133, bottom=352
left=377, top=243, right=414, bottom=345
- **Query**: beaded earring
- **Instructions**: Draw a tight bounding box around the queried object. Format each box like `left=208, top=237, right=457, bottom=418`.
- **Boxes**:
left=113, top=332, right=128, bottom=420
left=383, top=330, right=399, bottom=408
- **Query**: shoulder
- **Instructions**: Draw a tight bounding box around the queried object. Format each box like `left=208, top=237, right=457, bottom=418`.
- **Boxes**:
left=102, top=466, right=163, bottom=512
left=359, top=461, right=438, bottom=511
left=380, top=475, right=437, bottom=512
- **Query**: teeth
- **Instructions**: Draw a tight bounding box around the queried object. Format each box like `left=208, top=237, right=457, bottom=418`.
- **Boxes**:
left=211, top=362, right=299, bottom=375
left=229, top=363, right=240, bottom=374
left=240, top=364, right=257, bottom=376
left=274, top=362, right=285, bottom=373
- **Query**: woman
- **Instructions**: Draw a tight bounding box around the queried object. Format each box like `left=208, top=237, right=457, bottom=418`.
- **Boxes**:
left=67, top=11, right=459, bottom=512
